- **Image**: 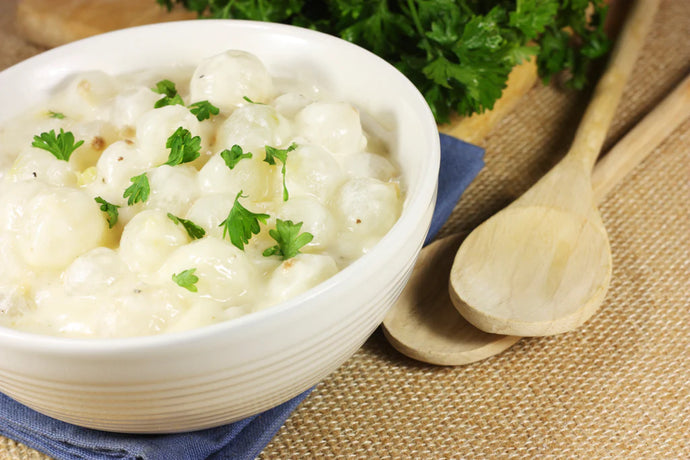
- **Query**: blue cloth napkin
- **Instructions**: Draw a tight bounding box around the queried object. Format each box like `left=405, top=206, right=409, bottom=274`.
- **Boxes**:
left=0, top=133, right=484, bottom=460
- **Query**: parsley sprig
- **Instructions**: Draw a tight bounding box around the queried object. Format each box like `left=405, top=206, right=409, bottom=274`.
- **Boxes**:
left=172, top=268, right=199, bottom=292
left=220, top=144, right=252, bottom=170
left=188, top=100, right=220, bottom=121
left=123, top=173, right=150, bottom=205
left=163, top=127, right=202, bottom=166
left=263, top=219, right=313, bottom=260
left=157, top=0, right=610, bottom=123
left=32, top=129, right=84, bottom=161
left=94, top=197, right=120, bottom=228
left=47, top=111, right=65, bottom=119
left=263, top=143, right=296, bottom=202
left=152, top=79, right=184, bottom=108
left=167, top=213, right=206, bottom=240
left=219, top=191, right=270, bottom=250
left=152, top=80, right=221, bottom=121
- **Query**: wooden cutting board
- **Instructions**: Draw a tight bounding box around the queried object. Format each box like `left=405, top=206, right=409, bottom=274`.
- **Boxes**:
left=15, top=0, right=196, bottom=48
left=14, top=0, right=538, bottom=142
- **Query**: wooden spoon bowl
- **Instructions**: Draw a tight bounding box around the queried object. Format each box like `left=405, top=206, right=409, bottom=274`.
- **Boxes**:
left=448, top=0, right=657, bottom=337
left=450, top=192, right=611, bottom=336
left=383, top=70, right=690, bottom=364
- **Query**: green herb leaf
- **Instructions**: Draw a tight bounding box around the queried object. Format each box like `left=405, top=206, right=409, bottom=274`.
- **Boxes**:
left=188, top=100, right=220, bottom=121
left=167, top=213, right=206, bottom=239
left=219, top=190, right=270, bottom=250
left=220, top=144, right=252, bottom=170
left=537, top=1, right=610, bottom=90
left=163, top=127, right=202, bottom=166
left=172, top=268, right=199, bottom=292
left=153, top=79, right=177, bottom=97
left=123, top=173, right=150, bottom=205
left=262, top=219, right=313, bottom=260
left=263, top=143, right=297, bottom=201
left=31, top=129, right=84, bottom=161
left=157, top=0, right=610, bottom=123
left=509, top=0, right=559, bottom=39
left=47, top=111, right=65, bottom=119
left=152, top=79, right=185, bottom=108
left=94, top=197, right=120, bottom=229
left=155, top=94, right=184, bottom=108
left=242, top=95, right=264, bottom=105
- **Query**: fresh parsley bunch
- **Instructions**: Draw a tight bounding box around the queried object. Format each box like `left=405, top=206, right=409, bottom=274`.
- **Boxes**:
left=157, top=0, right=609, bottom=123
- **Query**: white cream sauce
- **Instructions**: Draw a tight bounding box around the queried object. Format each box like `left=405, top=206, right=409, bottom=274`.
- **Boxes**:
left=0, top=50, right=402, bottom=338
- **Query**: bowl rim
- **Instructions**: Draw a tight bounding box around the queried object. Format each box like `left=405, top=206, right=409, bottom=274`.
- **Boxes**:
left=0, top=19, right=440, bottom=354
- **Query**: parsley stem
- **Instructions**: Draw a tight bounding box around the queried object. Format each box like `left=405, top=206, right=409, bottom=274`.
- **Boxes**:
left=405, top=0, right=433, bottom=60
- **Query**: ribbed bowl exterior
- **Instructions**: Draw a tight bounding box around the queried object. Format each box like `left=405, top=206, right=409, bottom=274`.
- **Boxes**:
left=0, top=229, right=426, bottom=432
left=0, top=21, right=439, bottom=433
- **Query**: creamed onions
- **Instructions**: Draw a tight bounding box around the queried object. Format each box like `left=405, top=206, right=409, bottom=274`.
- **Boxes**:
left=0, top=50, right=402, bottom=338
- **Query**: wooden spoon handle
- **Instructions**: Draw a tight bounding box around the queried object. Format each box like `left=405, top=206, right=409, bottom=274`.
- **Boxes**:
left=570, top=0, right=661, bottom=170
left=592, top=73, right=690, bottom=201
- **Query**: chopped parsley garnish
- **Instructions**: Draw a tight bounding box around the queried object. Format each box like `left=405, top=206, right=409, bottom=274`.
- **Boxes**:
left=47, top=111, right=65, bottom=119
left=94, top=197, right=120, bottom=228
left=242, top=95, right=264, bottom=105
left=152, top=79, right=184, bottom=108
left=219, top=191, right=270, bottom=250
left=172, top=268, right=199, bottom=292
left=167, top=213, right=206, bottom=240
left=31, top=129, right=84, bottom=161
left=123, top=173, right=150, bottom=205
left=157, top=0, right=610, bottom=123
left=163, top=127, right=201, bottom=166
left=263, top=143, right=297, bottom=201
left=263, top=219, right=313, bottom=260
left=220, top=144, right=252, bottom=170
left=188, top=100, right=220, bottom=121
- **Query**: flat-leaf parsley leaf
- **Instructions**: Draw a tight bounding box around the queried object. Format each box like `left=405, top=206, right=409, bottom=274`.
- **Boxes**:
left=163, top=127, right=202, bottom=166
left=47, top=111, right=65, bottom=119
left=167, top=213, right=206, bottom=239
left=123, top=173, right=150, bottom=205
left=263, top=143, right=297, bottom=201
left=263, top=219, right=313, bottom=260
left=188, top=100, right=220, bottom=121
left=172, top=268, right=199, bottom=292
left=31, top=129, right=84, bottom=161
left=152, top=79, right=184, bottom=108
left=220, top=144, right=252, bottom=170
left=94, top=197, right=120, bottom=228
left=157, top=0, right=610, bottom=123
left=219, top=191, right=269, bottom=250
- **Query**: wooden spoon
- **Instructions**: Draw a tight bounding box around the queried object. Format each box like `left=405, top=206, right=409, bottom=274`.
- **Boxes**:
left=447, top=0, right=658, bottom=337
left=382, top=72, right=690, bottom=365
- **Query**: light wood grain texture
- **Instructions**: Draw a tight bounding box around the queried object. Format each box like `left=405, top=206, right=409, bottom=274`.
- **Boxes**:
left=383, top=233, right=522, bottom=365
left=16, top=0, right=195, bottom=48
left=382, top=71, right=690, bottom=364
left=591, top=72, right=690, bottom=202
left=448, top=0, right=659, bottom=337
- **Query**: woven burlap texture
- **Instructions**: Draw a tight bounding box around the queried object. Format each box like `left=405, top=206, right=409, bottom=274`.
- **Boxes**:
left=1, top=0, right=688, bottom=458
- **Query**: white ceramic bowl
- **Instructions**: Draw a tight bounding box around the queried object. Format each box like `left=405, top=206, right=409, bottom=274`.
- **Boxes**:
left=0, top=20, right=439, bottom=433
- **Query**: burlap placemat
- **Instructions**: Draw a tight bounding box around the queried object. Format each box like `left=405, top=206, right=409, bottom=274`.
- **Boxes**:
left=1, top=0, right=688, bottom=458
